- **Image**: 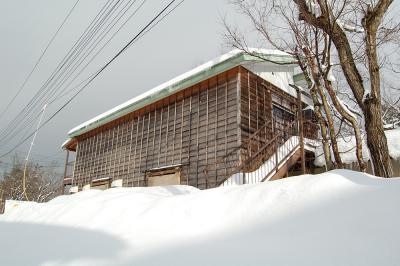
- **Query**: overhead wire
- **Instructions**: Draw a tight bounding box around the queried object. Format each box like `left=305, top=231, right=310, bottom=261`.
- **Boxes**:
left=0, top=0, right=119, bottom=141
left=51, top=0, right=147, bottom=102
left=0, top=0, right=184, bottom=159
left=0, top=0, right=116, bottom=139
left=41, top=0, right=127, bottom=102
left=0, top=0, right=148, bottom=148
left=0, top=0, right=81, bottom=122
left=55, top=0, right=185, bottom=102
left=0, top=0, right=149, bottom=144
left=0, top=0, right=120, bottom=142
left=45, top=0, right=144, bottom=104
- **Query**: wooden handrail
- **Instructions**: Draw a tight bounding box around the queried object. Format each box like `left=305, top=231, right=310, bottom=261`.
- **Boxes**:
left=203, top=120, right=274, bottom=175
left=218, top=117, right=301, bottom=186
left=221, top=121, right=272, bottom=160
left=244, top=120, right=273, bottom=145
left=245, top=118, right=299, bottom=163
left=204, top=115, right=318, bottom=187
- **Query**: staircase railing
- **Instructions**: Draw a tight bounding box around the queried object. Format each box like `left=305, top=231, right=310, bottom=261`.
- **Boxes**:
left=202, top=115, right=318, bottom=187
left=219, top=117, right=302, bottom=186
left=63, top=160, right=75, bottom=186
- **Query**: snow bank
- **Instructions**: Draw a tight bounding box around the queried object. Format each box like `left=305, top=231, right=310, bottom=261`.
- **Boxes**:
left=1, top=170, right=400, bottom=266
left=314, top=128, right=400, bottom=167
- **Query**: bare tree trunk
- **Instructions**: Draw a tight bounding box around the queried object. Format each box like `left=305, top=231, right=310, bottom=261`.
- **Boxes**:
left=317, top=84, right=343, bottom=168
left=323, top=78, right=367, bottom=172
left=311, top=88, right=332, bottom=169
left=298, top=57, right=333, bottom=169
left=304, top=47, right=343, bottom=168
left=364, top=100, right=393, bottom=176
left=362, top=2, right=394, bottom=177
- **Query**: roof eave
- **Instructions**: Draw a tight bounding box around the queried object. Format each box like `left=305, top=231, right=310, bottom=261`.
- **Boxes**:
left=68, top=52, right=296, bottom=138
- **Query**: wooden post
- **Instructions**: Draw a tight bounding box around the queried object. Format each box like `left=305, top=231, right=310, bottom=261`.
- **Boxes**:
left=61, top=150, right=70, bottom=195
left=126, top=118, right=136, bottom=186
left=0, top=190, right=4, bottom=214
left=187, top=92, right=193, bottom=186
left=275, top=134, right=279, bottom=174
left=63, top=149, right=70, bottom=178
left=297, top=87, right=306, bottom=174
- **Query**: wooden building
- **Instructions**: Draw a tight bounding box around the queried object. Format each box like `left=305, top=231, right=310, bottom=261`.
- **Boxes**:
left=62, top=49, right=318, bottom=192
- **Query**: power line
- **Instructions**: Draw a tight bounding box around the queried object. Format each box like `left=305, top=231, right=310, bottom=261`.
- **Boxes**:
left=0, top=0, right=116, bottom=142
left=0, top=0, right=184, bottom=159
left=40, top=0, right=127, bottom=102
left=51, top=0, right=147, bottom=102
left=23, top=104, right=48, bottom=200
left=42, top=0, right=144, bottom=105
left=0, top=0, right=144, bottom=144
left=0, top=0, right=146, bottom=144
left=0, top=0, right=116, bottom=139
left=0, top=0, right=81, bottom=121
left=1, top=0, right=173, bottom=145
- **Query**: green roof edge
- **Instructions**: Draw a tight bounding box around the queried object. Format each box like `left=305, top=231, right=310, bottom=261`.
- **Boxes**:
left=68, top=51, right=296, bottom=138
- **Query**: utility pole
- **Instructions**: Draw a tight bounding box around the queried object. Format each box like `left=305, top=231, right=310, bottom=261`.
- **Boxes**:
left=23, top=103, right=47, bottom=201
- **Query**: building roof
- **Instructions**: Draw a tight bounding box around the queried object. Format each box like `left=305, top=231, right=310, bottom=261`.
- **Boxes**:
left=66, top=49, right=298, bottom=140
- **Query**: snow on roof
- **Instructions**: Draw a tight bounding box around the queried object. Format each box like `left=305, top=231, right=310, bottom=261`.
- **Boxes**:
left=314, top=128, right=400, bottom=167
left=61, top=138, right=71, bottom=149
left=1, top=170, right=400, bottom=265
left=67, top=49, right=297, bottom=138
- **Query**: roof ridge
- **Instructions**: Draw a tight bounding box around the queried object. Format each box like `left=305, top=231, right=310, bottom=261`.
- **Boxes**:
left=67, top=49, right=296, bottom=138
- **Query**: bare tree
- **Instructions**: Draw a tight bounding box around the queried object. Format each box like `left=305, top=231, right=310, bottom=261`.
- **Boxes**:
left=296, top=53, right=334, bottom=169
left=225, top=0, right=398, bottom=175
left=293, top=0, right=398, bottom=176
left=301, top=44, right=344, bottom=169
left=0, top=156, right=62, bottom=203
left=382, top=95, right=400, bottom=128
left=224, top=0, right=367, bottom=170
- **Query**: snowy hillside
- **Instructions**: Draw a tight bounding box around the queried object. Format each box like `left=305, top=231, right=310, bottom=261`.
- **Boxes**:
left=1, top=170, right=400, bottom=266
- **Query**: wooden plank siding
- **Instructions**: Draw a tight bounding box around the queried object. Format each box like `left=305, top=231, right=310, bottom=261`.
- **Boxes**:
left=238, top=66, right=299, bottom=169
left=71, top=66, right=307, bottom=190
left=72, top=67, right=240, bottom=189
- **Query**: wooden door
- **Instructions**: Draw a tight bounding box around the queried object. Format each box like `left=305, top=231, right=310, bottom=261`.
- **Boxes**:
left=147, top=171, right=181, bottom=186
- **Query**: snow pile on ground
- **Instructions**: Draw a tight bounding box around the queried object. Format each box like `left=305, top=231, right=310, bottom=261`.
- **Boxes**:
left=1, top=170, right=400, bottom=266
left=314, top=128, right=400, bottom=167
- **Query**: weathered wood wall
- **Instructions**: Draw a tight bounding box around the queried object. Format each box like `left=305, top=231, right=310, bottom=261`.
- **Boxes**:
left=71, top=66, right=313, bottom=190
left=72, top=68, right=240, bottom=189
left=238, top=67, right=299, bottom=167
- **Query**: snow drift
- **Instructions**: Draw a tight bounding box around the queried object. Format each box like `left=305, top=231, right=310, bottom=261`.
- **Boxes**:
left=1, top=170, right=400, bottom=266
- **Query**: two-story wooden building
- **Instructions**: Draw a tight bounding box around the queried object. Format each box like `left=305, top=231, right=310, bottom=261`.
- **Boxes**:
left=62, top=49, right=318, bottom=192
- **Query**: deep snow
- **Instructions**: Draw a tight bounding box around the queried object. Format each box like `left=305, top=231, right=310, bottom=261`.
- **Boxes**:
left=1, top=170, right=400, bottom=266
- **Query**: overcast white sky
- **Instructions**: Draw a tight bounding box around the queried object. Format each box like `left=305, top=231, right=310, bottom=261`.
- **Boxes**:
left=0, top=0, right=253, bottom=172
left=0, top=0, right=398, bottom=174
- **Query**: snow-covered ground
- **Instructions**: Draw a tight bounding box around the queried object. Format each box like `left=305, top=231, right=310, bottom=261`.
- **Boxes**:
left=314, top=128, right=400, bottom=166
left=1, top=170, right=400, bottom=266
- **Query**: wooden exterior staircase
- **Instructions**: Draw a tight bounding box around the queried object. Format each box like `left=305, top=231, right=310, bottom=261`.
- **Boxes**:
left=218, top=117, right=318, bottom=186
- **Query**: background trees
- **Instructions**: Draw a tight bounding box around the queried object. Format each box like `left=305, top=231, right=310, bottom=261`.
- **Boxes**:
left=0, top=156, right=62, bottom=203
